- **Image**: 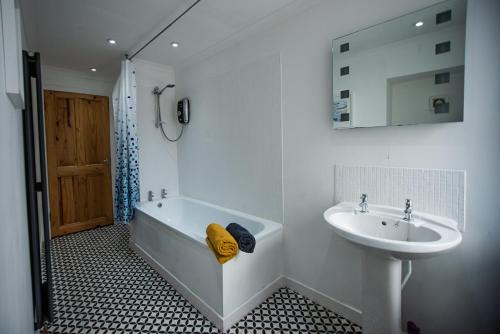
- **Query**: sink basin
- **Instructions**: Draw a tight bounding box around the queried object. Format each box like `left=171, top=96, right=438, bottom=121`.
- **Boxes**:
left=324, top=202, right=462, bottom=259
left=324, top=202, right=462, bottom=334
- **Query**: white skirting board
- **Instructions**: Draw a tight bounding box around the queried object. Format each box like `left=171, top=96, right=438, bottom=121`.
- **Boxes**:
left=284, top=277, right=362, bottom=326
left=130, top=240, right=285, bottom=331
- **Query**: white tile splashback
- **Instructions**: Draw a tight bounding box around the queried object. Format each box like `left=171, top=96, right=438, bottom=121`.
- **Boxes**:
left=333, top=165, right=466, bottom=231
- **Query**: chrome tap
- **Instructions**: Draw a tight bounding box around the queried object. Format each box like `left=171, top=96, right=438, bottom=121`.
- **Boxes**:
left=403, top=199, right=413, bottom=221
left=359, top=194, right=369, bottom=213
left=161, top=188, right=168, bottom=199
left=148, top=190, right=154, bottom=202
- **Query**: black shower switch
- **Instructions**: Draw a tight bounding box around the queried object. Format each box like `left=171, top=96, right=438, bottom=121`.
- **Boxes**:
left=340, top=113, right=350, bottom=121
left=340, top=43, right=350, bottom=53
left=436, top=10, right=452, bottom=24
left=435, top=41, right=451, bottom=54
left=340, top=90, right=350, bottom=99
left=340, top=66, right=350, bottom=76
left=432, top=97, right=450, bottom=114
left=435, top=72, right=450, bottom=84
left=434, top=101, right=450, bottom=114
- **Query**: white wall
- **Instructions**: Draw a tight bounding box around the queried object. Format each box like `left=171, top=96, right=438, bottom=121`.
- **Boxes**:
left=0, top=5, right=35, bottom=333
left=134, top=59, right=179, bottom=200
left=177, top=54, right=283, bottom=223
left=42, top=65, right=114, bottom=96
left=176, top=0, right=500, bottom=332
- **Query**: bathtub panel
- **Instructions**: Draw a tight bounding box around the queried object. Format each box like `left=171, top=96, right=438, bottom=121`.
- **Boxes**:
left=131, top=212, right=223, bottom=314
left=130, top=196, right=283, bottom=331
left=222, top=230, right=283, bottom=315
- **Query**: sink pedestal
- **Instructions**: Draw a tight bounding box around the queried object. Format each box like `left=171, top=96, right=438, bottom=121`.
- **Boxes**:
left=324, top=202, right=463, bottom=334
left=362, top=251, right=403, bottom=334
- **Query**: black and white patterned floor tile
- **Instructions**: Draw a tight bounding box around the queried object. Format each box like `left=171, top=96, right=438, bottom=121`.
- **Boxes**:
left=48, top=224, right=362, bottom=333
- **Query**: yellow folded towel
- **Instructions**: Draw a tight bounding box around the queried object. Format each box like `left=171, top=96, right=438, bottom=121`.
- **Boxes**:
left=206, top=223, right=238, bottom=264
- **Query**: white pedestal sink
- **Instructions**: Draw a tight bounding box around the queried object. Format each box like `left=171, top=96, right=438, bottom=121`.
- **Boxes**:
left=324, top=202, right=462, bottom=334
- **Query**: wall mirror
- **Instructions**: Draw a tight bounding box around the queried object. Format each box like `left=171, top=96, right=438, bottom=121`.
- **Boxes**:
left=332, top=0, right=466, bottom=129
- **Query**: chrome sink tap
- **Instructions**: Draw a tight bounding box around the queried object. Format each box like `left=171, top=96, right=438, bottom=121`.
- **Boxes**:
left=148, top=190, right=154, bottom=202
left=359, top=194, right=369, bottom=213
left=403, top=199, right=413, bottom=221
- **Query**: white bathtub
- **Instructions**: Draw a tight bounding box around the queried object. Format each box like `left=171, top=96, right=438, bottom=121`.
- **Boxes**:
left=129, top=196, right=283, bottom=331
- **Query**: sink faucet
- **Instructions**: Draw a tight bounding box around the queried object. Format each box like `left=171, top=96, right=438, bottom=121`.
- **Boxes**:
left=161, top=188, right=168, bottom=199
left=403, top=199, right=413, bottom=221
left=148, top=190, right=154, bottom=202
left=359, top=194, right=369, bottom=213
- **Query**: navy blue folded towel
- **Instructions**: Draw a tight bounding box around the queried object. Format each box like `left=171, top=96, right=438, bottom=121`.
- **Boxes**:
left=226, top=223, right=256, bottom=253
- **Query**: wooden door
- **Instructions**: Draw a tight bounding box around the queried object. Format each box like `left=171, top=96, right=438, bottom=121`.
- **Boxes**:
left=44, top=90, right=113, bottom=237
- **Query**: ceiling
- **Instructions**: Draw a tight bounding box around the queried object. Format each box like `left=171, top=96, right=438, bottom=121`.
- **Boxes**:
left=20, top=0, right=301, bottom=78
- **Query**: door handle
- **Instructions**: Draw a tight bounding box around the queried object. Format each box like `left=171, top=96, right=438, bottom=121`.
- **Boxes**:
left=103, top=159, right=110, bottom=165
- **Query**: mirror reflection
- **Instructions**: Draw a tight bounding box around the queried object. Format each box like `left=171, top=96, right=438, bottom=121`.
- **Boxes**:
left=332, top=0, right=466, bottom=129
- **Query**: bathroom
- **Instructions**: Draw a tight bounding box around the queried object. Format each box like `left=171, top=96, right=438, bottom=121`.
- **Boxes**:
left=1, top=0, right=499, bottom=333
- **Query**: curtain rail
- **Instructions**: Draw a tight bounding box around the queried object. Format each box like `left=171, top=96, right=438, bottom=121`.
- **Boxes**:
left=127, top=0, right=203, bottom=61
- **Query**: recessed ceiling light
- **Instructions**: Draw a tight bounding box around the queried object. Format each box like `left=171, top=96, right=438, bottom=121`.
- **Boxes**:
left=415, top=21, right=424, bottom=27
left=107, top=39, right=117, bottom=45
left=90, top=68, right=97, bottom=72
left=170, top=42, right=179, bottom=48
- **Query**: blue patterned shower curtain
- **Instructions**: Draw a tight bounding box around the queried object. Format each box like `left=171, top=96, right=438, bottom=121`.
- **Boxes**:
left=112, top=60, right=140, bottom=223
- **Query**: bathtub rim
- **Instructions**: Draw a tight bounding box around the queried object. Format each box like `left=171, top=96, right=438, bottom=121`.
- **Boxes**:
left=134, top=195, right=282, bottom=246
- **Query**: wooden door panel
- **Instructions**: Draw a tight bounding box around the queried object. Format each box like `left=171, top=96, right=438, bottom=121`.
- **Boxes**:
left=77, top=98, right=110, bottom=165
left=87, top=174, right=104, bottom=219
left=75, top=175, right=89, bottom=222
left=54, top=97, right=77, bottom=166
left=59, top=176, right=76, bottom=225
left=56, top=173, right=110, bottom=225
left=45, top=90, right=112, bottom=237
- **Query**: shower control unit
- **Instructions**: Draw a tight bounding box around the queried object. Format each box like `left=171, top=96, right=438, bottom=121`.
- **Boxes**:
left=177, top=98, right=190, bottom=124
left=152, top=83, right=188, bottom=142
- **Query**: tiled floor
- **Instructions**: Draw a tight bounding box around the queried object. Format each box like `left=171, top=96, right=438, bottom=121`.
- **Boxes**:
left=48, top=224, right=362, bottom=333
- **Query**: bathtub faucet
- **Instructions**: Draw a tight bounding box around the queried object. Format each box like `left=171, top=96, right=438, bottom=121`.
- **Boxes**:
left=148, top=190, right=154, bottom=202
left=161, top=188, right=168, bottom=199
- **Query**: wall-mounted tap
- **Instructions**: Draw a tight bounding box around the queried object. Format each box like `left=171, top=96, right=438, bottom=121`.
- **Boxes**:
left=161, top=188, right=168, bottom=199
left=359, top=193, right=369, bottom=213
left=403, top=199, right=413, bottom=221
left=148, top=190, right=154, bottom=202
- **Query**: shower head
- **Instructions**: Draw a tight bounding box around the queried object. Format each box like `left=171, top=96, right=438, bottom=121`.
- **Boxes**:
left=153, top=83, right=175, bottom=95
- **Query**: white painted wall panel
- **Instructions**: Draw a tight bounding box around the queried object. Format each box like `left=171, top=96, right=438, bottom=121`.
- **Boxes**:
left=134, top=59, right=179, bottom=200
left=177, top=54, right=283, bottom=223
left=0, top=5, right=35, bottom=332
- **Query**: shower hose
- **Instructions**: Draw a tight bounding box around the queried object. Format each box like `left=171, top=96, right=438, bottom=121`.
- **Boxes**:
left=155, top=93, right=184, bottom=142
